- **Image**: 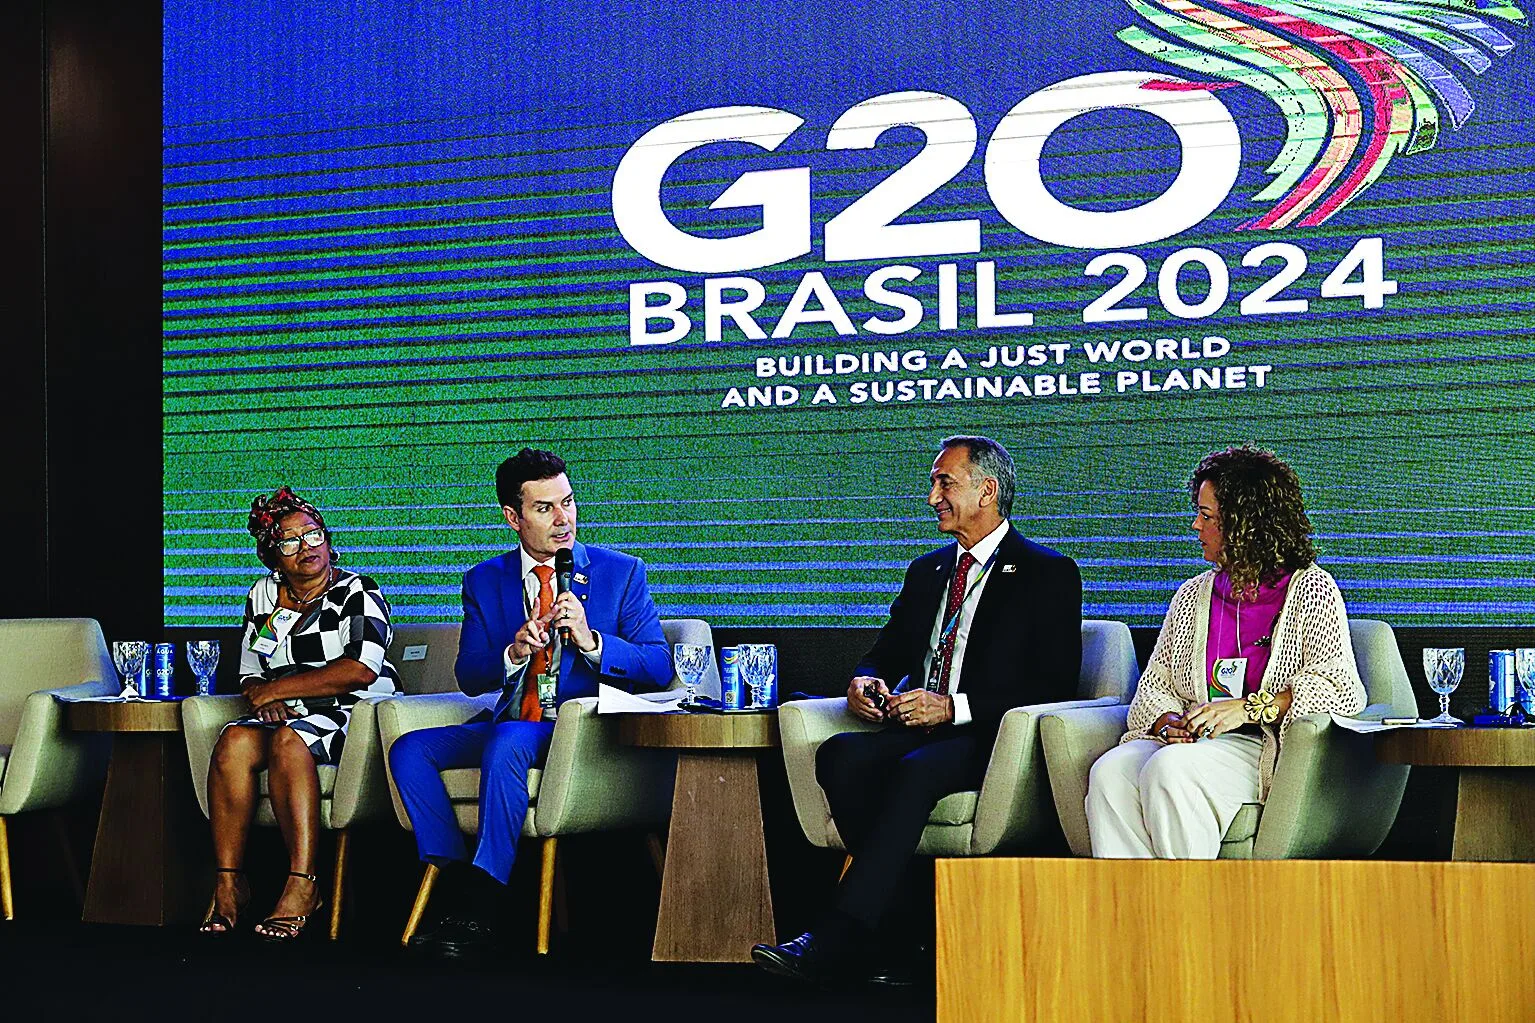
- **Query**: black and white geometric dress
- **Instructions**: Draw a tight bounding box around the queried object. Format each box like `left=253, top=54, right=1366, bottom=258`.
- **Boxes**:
left=230, top=570, right=400, bottom=765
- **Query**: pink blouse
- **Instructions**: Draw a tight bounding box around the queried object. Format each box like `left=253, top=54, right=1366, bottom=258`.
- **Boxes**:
left=1205, top=570, right=1292, bottom=698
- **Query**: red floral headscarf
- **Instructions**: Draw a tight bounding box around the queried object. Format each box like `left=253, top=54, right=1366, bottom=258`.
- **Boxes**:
left=247, top=486, right=337, bottom=570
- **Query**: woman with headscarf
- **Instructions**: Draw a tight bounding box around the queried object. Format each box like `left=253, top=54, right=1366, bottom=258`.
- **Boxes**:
left=199, top=487, right=399, bottom=939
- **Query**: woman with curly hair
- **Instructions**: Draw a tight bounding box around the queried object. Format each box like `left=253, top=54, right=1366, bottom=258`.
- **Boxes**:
left=199, top=487, right=399, bottom=939
left=1085, top=445, right=1365, bottom=858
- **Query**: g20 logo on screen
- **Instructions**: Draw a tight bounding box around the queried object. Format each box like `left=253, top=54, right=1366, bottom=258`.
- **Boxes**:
left=611, top=76, right=1393, bottom=346
left=611, top=0, right=1523, bottom=346
left=613, top=0, right=1523, bottom=272
left=612, top=74, right=1234, bottom=272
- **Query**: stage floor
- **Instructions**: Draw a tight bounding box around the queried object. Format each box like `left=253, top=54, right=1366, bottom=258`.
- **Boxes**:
left=0, top=917, right=935, bottom=1019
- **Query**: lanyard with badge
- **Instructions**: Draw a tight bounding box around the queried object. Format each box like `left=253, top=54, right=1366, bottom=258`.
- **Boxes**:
left=248, top=604, right=301, bottom=661
left=1209, top=594, right=1283, bottom=700
left=926, top=548, right=1001, bottom=692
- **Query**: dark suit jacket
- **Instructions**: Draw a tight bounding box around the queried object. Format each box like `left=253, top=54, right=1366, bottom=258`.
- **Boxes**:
left=856, top=525, right=1082, bottom=748
left=455, top=541, right=672, bottom=718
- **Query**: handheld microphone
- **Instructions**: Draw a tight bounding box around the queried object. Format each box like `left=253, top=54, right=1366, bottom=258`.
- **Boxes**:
left=554, top=547, right=575, bottom=642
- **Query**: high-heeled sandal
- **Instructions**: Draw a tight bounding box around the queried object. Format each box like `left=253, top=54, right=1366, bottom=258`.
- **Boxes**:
left=254, top=871, right=324, bottom=942
left=198, top=866, right=249, bottom=937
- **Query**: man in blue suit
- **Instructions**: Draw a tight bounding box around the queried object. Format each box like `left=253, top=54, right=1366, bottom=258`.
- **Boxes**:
left=391, top=448, right=672, bottom=958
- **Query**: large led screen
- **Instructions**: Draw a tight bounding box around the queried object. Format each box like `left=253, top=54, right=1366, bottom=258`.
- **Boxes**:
left=165, top=0, right=1535, bottom=627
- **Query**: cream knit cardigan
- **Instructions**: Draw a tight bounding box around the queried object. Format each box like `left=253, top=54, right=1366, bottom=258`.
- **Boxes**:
left=1120, top=564, right=1366, bottom=800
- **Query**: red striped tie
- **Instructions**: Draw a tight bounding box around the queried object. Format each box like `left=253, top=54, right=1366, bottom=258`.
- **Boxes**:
left=933, top=552, right=976, bottom=695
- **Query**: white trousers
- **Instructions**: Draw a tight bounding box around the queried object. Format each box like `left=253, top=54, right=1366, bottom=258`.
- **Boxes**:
left=1085, top=735, right=1263, bottom=859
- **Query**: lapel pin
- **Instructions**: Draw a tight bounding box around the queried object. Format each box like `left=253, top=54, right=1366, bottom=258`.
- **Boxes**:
left=574, top=572, right=588, bottom=584
left=1001, top=564, right=1017, bottom=573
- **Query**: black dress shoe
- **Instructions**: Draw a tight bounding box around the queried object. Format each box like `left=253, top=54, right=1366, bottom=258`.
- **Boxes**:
left=866, top=942, right=930, bottom=987
left=866, top=959, right=921, bottom=987
left=751, top=932, right=828, bottom=983
left=410, top=914, right=498, bottom=961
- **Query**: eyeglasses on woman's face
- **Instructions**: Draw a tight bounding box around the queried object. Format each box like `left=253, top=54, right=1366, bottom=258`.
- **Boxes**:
left=276, top=527, right=326, bottom=557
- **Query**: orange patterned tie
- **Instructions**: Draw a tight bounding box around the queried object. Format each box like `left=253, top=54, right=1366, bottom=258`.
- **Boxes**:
left=520, top=564, right=556, bottom=722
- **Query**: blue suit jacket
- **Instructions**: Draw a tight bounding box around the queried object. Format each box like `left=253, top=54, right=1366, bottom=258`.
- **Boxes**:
left=455, top=542, right=673, bottom=716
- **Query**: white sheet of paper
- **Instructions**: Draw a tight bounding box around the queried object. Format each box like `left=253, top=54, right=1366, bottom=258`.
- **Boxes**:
left=597, top=683, right=685, bottom=714
left=1327, top=713, right=1459, bottom=733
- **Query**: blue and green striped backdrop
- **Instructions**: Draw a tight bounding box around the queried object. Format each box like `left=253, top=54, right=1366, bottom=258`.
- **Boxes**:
left=165, top=0, right=1535, bottom=627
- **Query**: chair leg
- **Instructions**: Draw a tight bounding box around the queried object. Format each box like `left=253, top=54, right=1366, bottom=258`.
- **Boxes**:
left=839, top=854, right=853, bottom=882
left=401, top=863, right=440, bottom=947
left=536, top=836, right=557, bottom=955
left=50, top=811, right=85, bottom=909
left=328, top=829, right=350, bottom=941
left=645, top=832, right=666, bottom=880
left=0, top=816, right=13, bottom=921
left=553, top=844, right=569, bottom=936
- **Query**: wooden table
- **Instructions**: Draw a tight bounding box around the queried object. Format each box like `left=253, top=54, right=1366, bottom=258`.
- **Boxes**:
left=67, top=700, right=205, bottom=925
left=618, top=712, right=779, bottom=962
left=1377, top=727, right=1535, bottom=861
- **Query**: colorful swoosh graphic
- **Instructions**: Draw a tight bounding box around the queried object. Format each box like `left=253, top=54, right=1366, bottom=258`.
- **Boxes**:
left=1121, top=0, right=1527, bottom=227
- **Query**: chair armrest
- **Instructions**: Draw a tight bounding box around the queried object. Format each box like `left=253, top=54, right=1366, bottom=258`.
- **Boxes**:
left=1254, top=706, right=1410, bottom=859
left=377, top=691, right=495, bottom=829
left=534, top=697, right=679, bottom=836
left=971, top=696, right=1122, bottom=855
left=181, top=695, right=251, bottom=819
left=0, top=682, right=117, bottom=815
left=330, top=695, right=398, bottom=830
left=777, top=697, right=882, bottom=849
left=1038, top=703, right=1131, bottom=857
left=377, top=692, right=492, bottom=746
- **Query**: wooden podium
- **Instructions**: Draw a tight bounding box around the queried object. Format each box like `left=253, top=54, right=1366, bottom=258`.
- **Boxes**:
left=936, top=858, right=1535, bottom=1023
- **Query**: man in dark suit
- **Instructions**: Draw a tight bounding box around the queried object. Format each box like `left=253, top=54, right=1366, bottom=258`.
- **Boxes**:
left=752, top=435, right=1082, bottom=985
left=390, top=448, right=672, bottom=958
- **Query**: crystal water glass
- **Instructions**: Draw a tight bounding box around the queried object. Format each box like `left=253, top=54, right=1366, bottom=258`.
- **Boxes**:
left=1515, top=648, right=1535, bottom=718
left=738, top=644, right=776, bottom=710
left=111, top=641, right=149, bottom=697
left=187, top=639, right=220, bottom=697
left=1422, top=647, right=1465, bottom=725
left=672, top=642, right=710, bottom=707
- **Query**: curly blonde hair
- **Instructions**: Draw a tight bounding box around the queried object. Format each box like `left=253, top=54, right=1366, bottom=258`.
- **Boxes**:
left=1190, top=445, right=1316, bottom=592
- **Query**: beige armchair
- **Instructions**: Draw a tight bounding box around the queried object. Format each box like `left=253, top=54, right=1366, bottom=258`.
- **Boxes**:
left=0, top=618, right=118, bottom=920
left=1039, top=618, right=1416, bottom=858
left=777, top=620, right=1139, bottom=857
left=181, top=622, right=462, bottom=938
left=379, top=618, right=705, bottom=953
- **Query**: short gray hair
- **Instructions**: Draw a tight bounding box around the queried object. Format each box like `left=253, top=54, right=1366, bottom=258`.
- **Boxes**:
left=940, top=435, right=1016, bottom=517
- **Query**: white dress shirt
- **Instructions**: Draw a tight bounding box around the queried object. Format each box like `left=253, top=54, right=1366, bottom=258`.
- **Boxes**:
left=918, top=518, right=1010, bottom=727
left=503, top=546, right=603, bottom=690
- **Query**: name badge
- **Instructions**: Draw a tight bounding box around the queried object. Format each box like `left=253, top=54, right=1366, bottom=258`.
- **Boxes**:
left=1211, top=657, right=1248, bottom=698
left=249, top=607, right=298, bottom=657
left=536, top=673, right=557, bottom=710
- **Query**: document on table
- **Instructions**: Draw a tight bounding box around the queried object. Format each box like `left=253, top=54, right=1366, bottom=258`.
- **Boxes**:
left=1328, top=713, right=1459, bottom=733
left=597, top=683, right=685, bottom=714
left=53, top=689, right=155, bottom=703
